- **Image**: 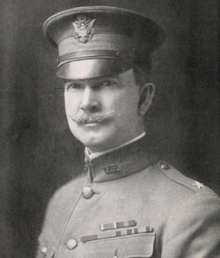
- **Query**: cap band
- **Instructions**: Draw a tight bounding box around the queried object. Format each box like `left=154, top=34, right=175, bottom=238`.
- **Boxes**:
left=58, top=34, right=132, bottom=56
left=58, top=50, right=135, bottom=65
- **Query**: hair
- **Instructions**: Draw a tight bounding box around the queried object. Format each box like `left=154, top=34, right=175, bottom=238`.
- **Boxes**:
left=133, top=64, right=151, bottom=88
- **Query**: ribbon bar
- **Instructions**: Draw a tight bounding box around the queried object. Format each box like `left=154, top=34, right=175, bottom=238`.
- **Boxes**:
left=100, top=220, right=136, bottom=231
left=80, top=226, right=153, bottom=243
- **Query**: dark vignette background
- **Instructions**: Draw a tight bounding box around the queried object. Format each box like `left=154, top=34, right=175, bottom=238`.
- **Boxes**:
left=0, top=0, right=219, bottom=257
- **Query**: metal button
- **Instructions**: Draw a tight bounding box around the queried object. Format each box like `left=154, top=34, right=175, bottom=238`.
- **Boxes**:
left=82, top=186, right=94, bottom=199
left=159, top=161, right=170, bottom=170
left=66, top=238, right=78, bottom=250
left=41, top=247, right=47, bottom=254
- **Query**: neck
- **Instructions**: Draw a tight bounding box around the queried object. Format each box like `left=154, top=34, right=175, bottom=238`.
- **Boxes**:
left=88, top=121, right=145, bottom=153
left=86, top=131, right=146, bottom=160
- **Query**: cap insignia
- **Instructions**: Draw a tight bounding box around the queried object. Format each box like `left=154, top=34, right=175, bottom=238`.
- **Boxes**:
left=72, top=15, right=96, bottom=43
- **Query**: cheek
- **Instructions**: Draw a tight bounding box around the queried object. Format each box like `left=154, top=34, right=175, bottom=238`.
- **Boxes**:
left=64, top=92, right=80, bottom=114
left=113, top=91, right=140, bottom=117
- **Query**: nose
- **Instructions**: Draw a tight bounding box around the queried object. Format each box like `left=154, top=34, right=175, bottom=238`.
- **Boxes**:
left=80, top=87, right=100, bottom=112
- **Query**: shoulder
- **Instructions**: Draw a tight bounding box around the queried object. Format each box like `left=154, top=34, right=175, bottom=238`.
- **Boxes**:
left=153, top=161, right=220, bottom=256
left=39, top=174, right=86, bottom=235
left=153, top=160, right=220, bottom=225
left=37, top=173, right=87, bottom=257
left=146, top=160, right=220, bottom=217
left=151, top=160, right=217, bottom=195
left=46, top=173, right=86, bottom=216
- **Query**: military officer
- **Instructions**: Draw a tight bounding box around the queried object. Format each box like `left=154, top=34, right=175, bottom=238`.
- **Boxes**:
left=37, top=6, right=220, bottom=258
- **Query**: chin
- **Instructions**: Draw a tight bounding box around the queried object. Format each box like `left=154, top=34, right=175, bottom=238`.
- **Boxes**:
left=73, top=131, right=117, bottom=152
left=71, top=128, right=105, bottom=147
left=81, top=138, right=110, bottom=152
left=68, top=119, right=120, bottom=151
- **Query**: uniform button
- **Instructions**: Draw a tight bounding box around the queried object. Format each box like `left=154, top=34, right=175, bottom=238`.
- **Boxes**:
left=159, top=161, right=170, bottom=170
left=82, top=186, right=94, bottom=199
left=66, top=238, right=78, bottom=250
left=41, top=247, right=47, bottom=254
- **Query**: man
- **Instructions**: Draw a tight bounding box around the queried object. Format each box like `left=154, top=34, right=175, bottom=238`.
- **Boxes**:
left=37, top=6, right=220, bottom=258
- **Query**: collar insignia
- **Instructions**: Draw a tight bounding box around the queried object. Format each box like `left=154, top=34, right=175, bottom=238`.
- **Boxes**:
left=72, top=15, right=96, bottom=43
left=104, top=164, right=120, bottom=174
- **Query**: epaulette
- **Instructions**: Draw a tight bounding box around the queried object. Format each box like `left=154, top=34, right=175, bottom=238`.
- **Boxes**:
left=157, top=160, right=206, bottom=193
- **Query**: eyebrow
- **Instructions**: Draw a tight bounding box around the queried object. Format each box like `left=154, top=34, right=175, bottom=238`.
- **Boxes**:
left=63, top=76, right=120, bottom=84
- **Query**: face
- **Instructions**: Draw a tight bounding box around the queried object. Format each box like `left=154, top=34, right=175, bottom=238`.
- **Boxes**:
left=64, top=69, right=147, bottom=153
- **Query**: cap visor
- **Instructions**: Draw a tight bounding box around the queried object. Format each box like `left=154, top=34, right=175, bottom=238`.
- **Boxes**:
left=56, top=59, right=132, bottom=80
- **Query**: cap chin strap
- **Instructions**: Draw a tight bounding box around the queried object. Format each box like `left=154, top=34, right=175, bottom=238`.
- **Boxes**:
left=57, top=50, right=135, bottom=66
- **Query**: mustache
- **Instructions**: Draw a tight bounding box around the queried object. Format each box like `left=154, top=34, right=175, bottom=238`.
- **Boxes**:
left=71, top=110, right=115, bottom=124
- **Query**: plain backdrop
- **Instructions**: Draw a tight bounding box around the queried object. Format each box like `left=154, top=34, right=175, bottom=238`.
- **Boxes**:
left=0, top=0, right=219, bottom=257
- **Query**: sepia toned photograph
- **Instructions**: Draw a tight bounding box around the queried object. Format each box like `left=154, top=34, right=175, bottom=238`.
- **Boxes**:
left=0, top=0, right=219, bottom=257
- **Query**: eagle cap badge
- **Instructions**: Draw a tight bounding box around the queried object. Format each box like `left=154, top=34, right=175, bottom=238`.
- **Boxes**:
left=72, top=15, right=96, bottom=43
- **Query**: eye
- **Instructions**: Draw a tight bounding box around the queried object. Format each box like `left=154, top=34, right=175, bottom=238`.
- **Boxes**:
left=65, top=83, right=83, bottom=91
left=100, top=81, right=116, bottom=87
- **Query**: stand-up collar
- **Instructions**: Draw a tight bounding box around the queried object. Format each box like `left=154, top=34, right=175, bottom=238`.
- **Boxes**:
left=85, top=136, right=158, bottom=183
left=86, top=132, right=146, bottom=160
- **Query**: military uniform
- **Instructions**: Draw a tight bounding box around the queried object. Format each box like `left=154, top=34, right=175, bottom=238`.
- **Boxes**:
left=38, top=6, right=220, bottom=258
left=37, top=136, right=220, bottom=258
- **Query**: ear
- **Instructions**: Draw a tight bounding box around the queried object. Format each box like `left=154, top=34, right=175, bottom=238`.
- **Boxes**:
left=138, top=83, right=155, bottom=116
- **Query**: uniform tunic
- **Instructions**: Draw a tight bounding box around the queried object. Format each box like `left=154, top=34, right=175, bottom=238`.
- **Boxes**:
left=37, top=137, right=220, bottom=258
